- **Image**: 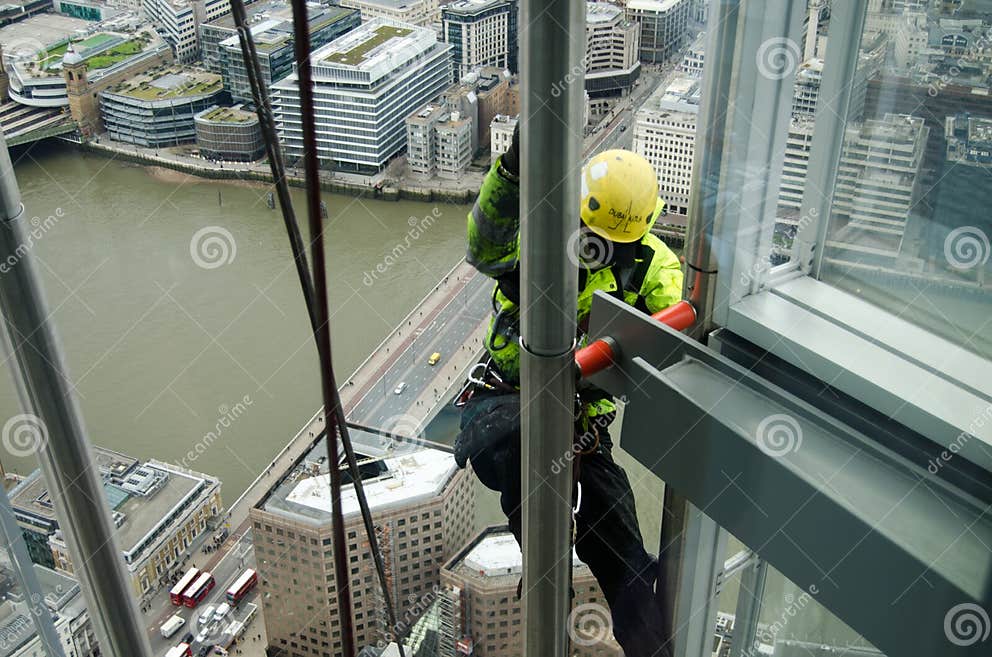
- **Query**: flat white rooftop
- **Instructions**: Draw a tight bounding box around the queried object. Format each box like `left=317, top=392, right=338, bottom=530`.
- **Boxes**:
left=459, top=531, right=583, bottom=577
left=587, top=1, right=622, bottom=23
left=626, top=0, right=684, bottom=12
left=286, top=447, right=456, bottom=516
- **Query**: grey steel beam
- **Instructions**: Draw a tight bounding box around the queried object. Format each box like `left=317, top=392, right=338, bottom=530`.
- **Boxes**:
left=586, top=290, right=992, bottom=657
left=0, top=134, right=153, bottom=657
left=0, top=484, right=66, bottom=657
left=518, top=1, right=584, bottom=656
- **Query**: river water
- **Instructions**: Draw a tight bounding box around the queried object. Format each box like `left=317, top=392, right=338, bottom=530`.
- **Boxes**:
left=4, top=144, right=872, bottom=650
left=2, top=142, right=469, bottom=497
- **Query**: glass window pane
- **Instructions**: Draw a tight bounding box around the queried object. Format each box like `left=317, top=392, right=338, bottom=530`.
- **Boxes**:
left=815, top=5, right=992, bottom=358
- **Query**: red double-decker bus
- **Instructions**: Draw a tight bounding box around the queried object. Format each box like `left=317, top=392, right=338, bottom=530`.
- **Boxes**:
left=182, top=571, right=215, bottom=608
left=226, top=568, right=258, bottom=604
left=165, top=643, right=192, bottom=657
left=169, top=568, right=200, bottom=606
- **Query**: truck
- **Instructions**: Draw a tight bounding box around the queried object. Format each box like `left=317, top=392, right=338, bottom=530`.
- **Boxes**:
left=161, top=614, right=186, bottom=639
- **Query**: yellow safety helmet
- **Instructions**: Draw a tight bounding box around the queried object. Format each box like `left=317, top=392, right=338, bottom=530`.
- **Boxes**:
left=580, top=149, right=659, bottom=243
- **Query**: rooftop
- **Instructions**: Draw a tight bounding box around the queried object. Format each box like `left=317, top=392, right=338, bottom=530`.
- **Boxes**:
left=196, top=105, right=258, bottom=124
left=445, top=526, right=588, bottom=586
left=641, top=74, right=701, bottom=114
left=587, top=1, right=623, bottom=23
left=262, top=424, right=457, bottom=523
left=626, top=0, right=684, bottom=12
left=443, top=0, right=514, bottom=15
left=106, top=67, right=223, bottom=101
left=217, top=5, right=356, bottom=52
left=11, top=446, right=219, bottom=561
left=321, top=22, right=413, bottom=66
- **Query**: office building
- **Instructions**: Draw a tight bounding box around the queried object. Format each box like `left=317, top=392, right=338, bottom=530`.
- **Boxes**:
left=272, top=19, right=452, bottom=173
left=406, top=102, right=474, bottom=179
left=826, top=113, right=929, bottom=263
left=200, top=1, right=359, bottom=78
left=633, top=75, right=699, bottom=216
left=442, top=0, right=517, bottom=79
left=100, top=66, right=226, bottom=146
left=437, top=526, right=622, bottom=657
left=217, top=4, right=360, bottom=101
left=0, top=565, right=99, bottom=657
left=142, top=0, right=230, bottom=63
left=194, top=104, right=264, bottom=160
left=339, top=0, right=440, bottom=28
left=251, top=430, right=475, bottom=657
left=625, top=0, right=690, bottom=64
left=490, top=113, right=517, bottom=163
left=11, top=447, right=224, bottom=600
left=681, top=29, right=706, bottom=76
left=778, top=119, right=816, bottom=217
left=585, top=2, right=641, bottom=107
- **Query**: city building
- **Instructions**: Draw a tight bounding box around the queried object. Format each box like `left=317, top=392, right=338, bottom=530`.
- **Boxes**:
left=141, top=0, right=230, bottom=63
left=11, top=447, right=224, bottom=600
left=100, top=66, right=225, bottom=146
left=217, top=4, right=360, bottom=101
left=490, top=112, right=516, bottom=163
left=689, top=0, right=709, bottom=24
left=0, top=0, right=51, bottom=26
left=272, top=18, right=452, bottom=173
left=441, top=0, right=518, bottom=79
left=777, top=118, right=815, bottom=217
left=681, top=29, right=706, bottom=76
left=339, top=0, right=440, bottom=28
left=437, top=526, right=622, bottom=657
left=250, top=429, right=475, bottom=657
left=585, top=2, right=641, bottom=112
left=406, top=101, right=474, bottom=179
left=633, top=75, right=700, bottom=216
left=4, top=26, right=171, bottom=124
left=200, top=0, right=359, bottom=77
left=0, top=564, right=99, bottom=657
left=826, top=113, right=929, bottom=263
left=194, top=104, right=264, bottom=160
left=624, top=0, right=690, bottom=64
left=54, top=0, right=120, bottom=21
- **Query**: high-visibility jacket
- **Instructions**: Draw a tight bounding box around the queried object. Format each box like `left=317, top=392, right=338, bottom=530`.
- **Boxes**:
left=467, top=159, right=684, bottom=415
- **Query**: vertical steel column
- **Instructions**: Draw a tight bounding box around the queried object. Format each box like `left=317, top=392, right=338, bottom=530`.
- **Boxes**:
left=659, top=1, right=744, bottom=650
left=730, top=558, right=768, bottom=657
left=0, top=134, right=153, bottom=657
left=796, top=0, right=868, bottom=277
left=0, top=483, right=66, bottom=657
left=519, top=2, right=583, bottom=656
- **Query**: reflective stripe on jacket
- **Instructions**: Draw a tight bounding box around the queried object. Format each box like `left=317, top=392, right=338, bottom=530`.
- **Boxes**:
left=467, top=159, right=684, bottom=412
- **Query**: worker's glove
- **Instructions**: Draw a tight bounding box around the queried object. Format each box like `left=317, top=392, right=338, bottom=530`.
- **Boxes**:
left=454, top=392, right=521, bottom=491
left=500, top=121, right=521, bottom=178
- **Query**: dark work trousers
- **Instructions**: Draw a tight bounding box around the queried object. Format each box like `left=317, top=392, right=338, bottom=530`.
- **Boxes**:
left=459, top=393, right=672, bottom=657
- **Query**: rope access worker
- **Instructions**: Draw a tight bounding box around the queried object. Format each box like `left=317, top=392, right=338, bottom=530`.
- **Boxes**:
left=454, top=123, right=682, bottom=657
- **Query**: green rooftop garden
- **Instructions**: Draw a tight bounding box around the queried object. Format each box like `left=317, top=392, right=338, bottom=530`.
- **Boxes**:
left=200, top=107, right=254, bottom=123
left=323, top=25, right=413, bottom=66
left=35, top=33, right=152, bottom=72
left=113, top=73, right=223, bottom=101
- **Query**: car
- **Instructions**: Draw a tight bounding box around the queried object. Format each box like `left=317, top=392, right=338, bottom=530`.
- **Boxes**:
left=181, top=632, right=194, bottom=644
left=213, top=603, right=230, bottom=622
left=428, top=352, right=441, bottom=366
left=393, top=382, right=407, bottom=395
left=198, top=606, right=214, bottom=627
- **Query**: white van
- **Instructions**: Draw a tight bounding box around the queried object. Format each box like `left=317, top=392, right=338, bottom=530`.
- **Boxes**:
left=160, top=614, right=186, bottom=639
